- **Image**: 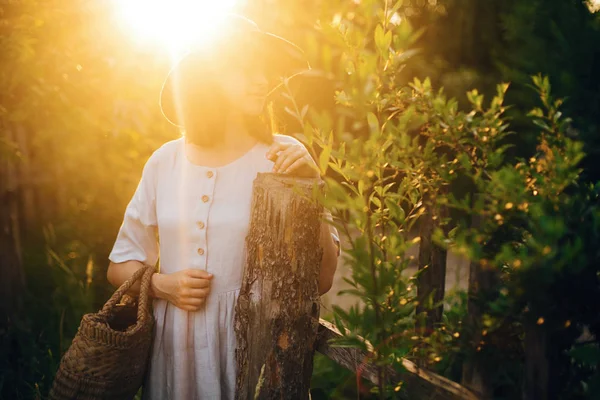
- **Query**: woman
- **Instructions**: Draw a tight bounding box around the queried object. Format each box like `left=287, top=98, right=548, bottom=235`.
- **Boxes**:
left=106, top=15, right=340, bottom=400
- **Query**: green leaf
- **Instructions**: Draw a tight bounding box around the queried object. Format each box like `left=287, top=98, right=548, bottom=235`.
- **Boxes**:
left=374, top=24, right=392, bottom=56
left=318, top=131, right=333, bottom=174
left=385, top=198, right=405, bottom=221
left=302, top=121, right=314, bottom=145
left=371, top=195, right=381, bottom=209
left=300, top=104, right=309, bottom=120
left=528, top=108, right=544, bottom=118
left=388, top=0, right=405, bottom=20
left=319, top=145, right=331, bottom=174
left=374, top=24, right=385, bottom=51
left=532, top=119, right=552, bottom=132
left=466, top=89, right=483, bottom=110
left=328, top=160, right=348, bottom=180
left=367, top=112, right=380, bottom=135
left=324, top=177, right=348, bottom=202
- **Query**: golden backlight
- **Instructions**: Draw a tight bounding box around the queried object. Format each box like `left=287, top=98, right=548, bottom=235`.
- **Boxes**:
left=113, top=0, right=238, bottom=57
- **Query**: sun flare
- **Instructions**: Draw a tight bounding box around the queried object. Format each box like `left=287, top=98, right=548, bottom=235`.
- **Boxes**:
left=113, top=0, right=238, bottom=57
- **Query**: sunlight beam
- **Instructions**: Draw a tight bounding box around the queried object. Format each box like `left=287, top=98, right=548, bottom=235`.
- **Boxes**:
left=113, top=0, right=239, bottom=57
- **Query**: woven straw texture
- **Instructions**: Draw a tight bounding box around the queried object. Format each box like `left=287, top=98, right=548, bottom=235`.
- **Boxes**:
left=48, top=265, right=155, bottom=400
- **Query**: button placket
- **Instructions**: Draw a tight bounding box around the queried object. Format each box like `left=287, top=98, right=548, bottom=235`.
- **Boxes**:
left=198, top=168, right=216, bottom=272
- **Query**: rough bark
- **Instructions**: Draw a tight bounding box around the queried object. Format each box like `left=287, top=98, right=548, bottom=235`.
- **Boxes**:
left=316, top=319, right=479, bottom=400
left=234, top=173, right=324, bottom=400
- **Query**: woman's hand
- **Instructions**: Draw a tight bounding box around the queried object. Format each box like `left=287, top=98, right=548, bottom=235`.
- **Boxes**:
left=152, top=269, right=213, bottom=311
left=266, top=141, right=320, bottom=178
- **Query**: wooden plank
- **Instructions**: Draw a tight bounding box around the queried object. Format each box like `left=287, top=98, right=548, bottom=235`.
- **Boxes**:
left=316, top=319, right=480, bottom=400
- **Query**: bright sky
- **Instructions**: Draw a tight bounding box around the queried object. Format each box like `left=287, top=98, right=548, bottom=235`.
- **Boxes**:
left=113, top=0, right=239, bottom=57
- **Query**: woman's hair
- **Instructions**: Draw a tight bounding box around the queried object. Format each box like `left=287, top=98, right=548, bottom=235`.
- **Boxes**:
left=168, top=46, right=275, bottom=147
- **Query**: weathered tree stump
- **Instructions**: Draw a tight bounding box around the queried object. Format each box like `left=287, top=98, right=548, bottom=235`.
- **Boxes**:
left=234, top=173, right=324, bottom=400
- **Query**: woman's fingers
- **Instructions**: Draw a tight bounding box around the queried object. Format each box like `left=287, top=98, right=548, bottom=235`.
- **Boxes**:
left=182, top=269, right=212, bottom=290
left=280, top=150, right=307, bottom=173
left=270, top=144, right=295, bottom=171
left=185, top=269, right=213, bottom=280
left=182, top=297, right=206, bottom=307
left=181, top=301, right=204, bottom=311
left=185, top=276, right=211, bottom=289
left=267, top=141, right=319, bottom=177
left=179, top=294, right=207, bottom=311
left=267, top=141, right=300, bottom=170
left=283, top=156, right=310, bottom=174
left=272, top=146, right=304, bottom=173
left=266, top=142, right=287, bottom=161
left=182, top=288, right=210, bottom=299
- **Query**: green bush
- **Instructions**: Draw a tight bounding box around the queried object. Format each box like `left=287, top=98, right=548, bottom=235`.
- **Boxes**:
left=276, top=0, right=600, bottom=397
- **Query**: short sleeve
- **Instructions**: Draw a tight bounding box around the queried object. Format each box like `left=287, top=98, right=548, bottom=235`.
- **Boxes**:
left=108, top=153, right=159, bottom=266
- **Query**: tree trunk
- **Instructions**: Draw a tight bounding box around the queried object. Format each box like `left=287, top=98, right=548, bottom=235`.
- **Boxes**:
left=523, top=321, right=549, bottom=400
left=416, top=195, right=448, bottom=336
left=0, top=127, right=25, bottom=327
left=234, top=173, right=324, bottom=400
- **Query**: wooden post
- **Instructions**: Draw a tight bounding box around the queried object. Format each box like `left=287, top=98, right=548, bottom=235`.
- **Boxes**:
left=461, top=194, right=495, bottom=398
left=416, top=193, right=448, bottom=335
left=461, top=256, right=491, bottom=398
left=523, top=322, right=549, bottom=400
left=234, top=173, right=324, bottom=400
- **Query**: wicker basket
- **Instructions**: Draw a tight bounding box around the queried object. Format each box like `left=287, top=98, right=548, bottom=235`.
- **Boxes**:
left=48, top=265, right=156, bottom=400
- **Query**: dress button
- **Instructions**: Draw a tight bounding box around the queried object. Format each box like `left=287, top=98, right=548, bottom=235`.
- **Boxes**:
left=198, top=221, right=205, bottom=229
left=197, top=248, right=205, bottom=255
left=206, top=170, right=214, bottom=178
left=202, top=195, right=210, bottom=203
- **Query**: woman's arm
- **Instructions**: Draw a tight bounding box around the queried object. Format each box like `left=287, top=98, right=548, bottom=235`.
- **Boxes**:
left=318, top=221, right=339, bottom=295
left=107, top=261, right=214, bottom=311
left=107, top=260, right=165, bottom=299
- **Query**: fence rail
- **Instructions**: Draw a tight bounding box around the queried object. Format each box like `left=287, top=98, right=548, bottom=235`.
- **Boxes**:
left=316, top=319, right=479, bottom=400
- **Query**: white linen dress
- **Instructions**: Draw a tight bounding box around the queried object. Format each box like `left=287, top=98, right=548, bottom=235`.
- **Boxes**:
left=108, top=133, right=340, bottom=400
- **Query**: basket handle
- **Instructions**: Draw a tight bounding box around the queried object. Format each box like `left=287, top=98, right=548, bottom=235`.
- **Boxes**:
left=136, top=264, right=155, bottom=323
left=99, top=265, right=155, bottom=323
